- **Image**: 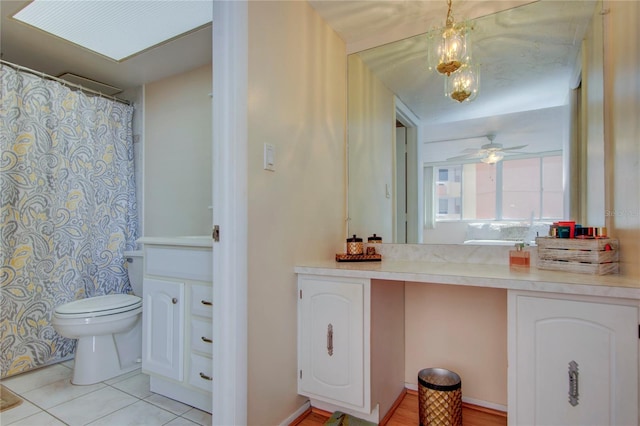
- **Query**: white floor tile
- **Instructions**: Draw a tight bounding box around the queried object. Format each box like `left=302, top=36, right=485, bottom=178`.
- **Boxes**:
left=47, top=386, right=137, bottom=426
left=0, top=399, right=41, bottom=425
left=109, top=372, right=151, bottom=399
left=4, top=363, right=214, bottom=426
left=181, top=408, right=212, bottom=426
left=61, top=360, right=75, bottom=370
left=22, top=377, right=105, bottom=409
left=144, top=394, right=192, bottom=415
left=6, top=411, right=67, bottom=426
left=103, top=367, right=142, bottom=386
left=86, top=400, right=176, bottom=426
left=163, top=417, right=200, bottom=426
left=2, top=365, right=72, bottom=394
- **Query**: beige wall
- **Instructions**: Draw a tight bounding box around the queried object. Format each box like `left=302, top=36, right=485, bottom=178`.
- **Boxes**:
left=405, top=283, right=508, bottom=406
left=246, top=2, right=346, bottom=424
left=347, top=54, right=395, bottom=241
left=604, top=0, right=640, bottom=279
left=144, top=64, right=212, bottom=237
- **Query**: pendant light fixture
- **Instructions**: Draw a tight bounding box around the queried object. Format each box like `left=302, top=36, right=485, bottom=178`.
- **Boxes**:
left=429, top=0, right=469, bottom=76
left=428, top=0, right=480, bottom=103
left=446, top=62, right=480, bottom=103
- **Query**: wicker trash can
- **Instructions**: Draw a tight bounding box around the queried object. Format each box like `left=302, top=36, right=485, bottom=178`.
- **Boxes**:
left=418, top=368, right=462, bottom=426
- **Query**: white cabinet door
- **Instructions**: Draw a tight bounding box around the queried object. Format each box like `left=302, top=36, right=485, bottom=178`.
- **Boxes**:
left=512, top=293, right=638, bottom=426
left=142, top=278, right=185, bottom=381
left=298, top=276, right=365, bottom=409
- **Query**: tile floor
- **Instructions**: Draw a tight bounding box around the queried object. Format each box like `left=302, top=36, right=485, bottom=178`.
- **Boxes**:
left=0, top=361, right=212, bottom=426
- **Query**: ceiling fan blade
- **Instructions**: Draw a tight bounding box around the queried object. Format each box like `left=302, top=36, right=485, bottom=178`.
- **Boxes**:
left=460, top=147, right=482, bottom=154
left=447, top=152, right=485, bottom=161
left=501, top=144, right=528, bottom=151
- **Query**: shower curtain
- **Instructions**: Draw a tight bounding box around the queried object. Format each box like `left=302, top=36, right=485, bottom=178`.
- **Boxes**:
left=0, top=64, right=139, bottom=378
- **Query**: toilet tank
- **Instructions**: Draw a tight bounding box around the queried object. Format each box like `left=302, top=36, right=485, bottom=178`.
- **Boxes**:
left=124, top=250, right=144, bottom=296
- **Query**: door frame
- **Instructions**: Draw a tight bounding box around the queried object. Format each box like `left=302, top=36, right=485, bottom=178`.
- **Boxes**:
left=211, top=2, right=248, bottom=425
left=395, top=98, right=421, bottom=243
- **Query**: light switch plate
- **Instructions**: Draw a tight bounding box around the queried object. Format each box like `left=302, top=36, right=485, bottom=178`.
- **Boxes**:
left=264, top=143, right=275, bottom=171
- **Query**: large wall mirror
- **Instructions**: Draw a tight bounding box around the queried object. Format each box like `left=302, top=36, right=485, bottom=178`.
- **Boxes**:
left=347, top=0, right=604, bottom=245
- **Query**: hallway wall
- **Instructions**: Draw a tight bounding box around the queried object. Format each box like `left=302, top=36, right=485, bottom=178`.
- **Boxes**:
left=246, top=1, right=347, bottom=424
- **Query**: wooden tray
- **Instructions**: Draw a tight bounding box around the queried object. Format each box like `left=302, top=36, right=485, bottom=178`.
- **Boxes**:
left=336, top=253, right=382, bottom=262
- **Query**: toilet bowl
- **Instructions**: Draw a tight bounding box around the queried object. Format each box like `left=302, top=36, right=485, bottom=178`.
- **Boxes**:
left=52, top=250, right=144, bottom=385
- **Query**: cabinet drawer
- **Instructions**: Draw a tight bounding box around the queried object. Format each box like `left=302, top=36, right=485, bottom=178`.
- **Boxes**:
left=145, top=246, right=212, bottom=282
left=191, top=285, right=213, bottom=318
left=189, top=353, right=213, bottom=392
left=191, top=318, right=213, bottom=355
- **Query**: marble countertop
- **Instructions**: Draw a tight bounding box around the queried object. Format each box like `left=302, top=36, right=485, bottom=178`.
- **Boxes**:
left=294, top=259, right=640, bottom=299
left=137, top=236, right=213, bottom=248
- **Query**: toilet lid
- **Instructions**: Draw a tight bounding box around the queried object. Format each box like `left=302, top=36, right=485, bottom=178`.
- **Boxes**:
left=55, top=294, right=142, bottom=318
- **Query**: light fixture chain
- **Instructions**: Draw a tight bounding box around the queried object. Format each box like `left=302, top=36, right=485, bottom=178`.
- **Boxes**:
left=446, top=0, right=454, bottom=27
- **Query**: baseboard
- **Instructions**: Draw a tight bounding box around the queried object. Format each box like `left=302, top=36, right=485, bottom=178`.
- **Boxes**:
left=404, top=383, right=508, bottom=414
left=380, top=388, right=407, bottom=426
left=282, top=401, right=311, bottom=426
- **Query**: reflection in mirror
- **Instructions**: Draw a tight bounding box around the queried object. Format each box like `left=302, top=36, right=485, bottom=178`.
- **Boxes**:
left=347, top=0, right=603, bottom=245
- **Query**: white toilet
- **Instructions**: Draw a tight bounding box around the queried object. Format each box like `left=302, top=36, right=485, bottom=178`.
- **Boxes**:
left=52, top=250, right=144, bottom=385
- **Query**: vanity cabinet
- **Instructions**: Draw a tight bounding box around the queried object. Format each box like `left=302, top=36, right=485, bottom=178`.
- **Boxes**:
left=142, top=278, right=184, bottom=381
left=297, top=274, right=405, bottom=423
left=508, top=291, right=639, bottom=425
left=141, top=240, right=213, bottom=413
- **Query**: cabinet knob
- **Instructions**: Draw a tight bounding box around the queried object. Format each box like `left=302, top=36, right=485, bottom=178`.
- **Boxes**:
left=199, top=372, right=213, bottom=381
left=172, top=298, right=178, bottom=304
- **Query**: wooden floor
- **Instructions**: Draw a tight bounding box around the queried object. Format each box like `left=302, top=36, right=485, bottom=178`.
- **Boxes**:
left=294, top=391, right=507, bottom=426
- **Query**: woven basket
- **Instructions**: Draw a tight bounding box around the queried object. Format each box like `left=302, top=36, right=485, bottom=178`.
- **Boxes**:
left=418, top=368, right=462, bottom=426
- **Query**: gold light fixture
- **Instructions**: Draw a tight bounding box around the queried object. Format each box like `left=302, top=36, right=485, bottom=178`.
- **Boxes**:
left=429, top=0, right=470, bottom=76
left=446, top=62, right=480, bottom=103
left=428, top=0, right=480, bottom=103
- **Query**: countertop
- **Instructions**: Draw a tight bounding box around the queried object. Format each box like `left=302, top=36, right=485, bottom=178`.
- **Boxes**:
left=137, top=236, right=213, bottom=248
left=294, top=259, right=640, bottom=299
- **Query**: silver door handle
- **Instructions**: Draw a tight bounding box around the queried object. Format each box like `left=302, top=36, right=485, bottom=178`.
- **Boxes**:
left=568, top=360, right=579, bottom=406
left=327, top=323, right=333, bottom=356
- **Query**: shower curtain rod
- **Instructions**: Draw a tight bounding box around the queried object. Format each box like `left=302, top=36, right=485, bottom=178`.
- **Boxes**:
left=1, top=59, right=131, bottom=106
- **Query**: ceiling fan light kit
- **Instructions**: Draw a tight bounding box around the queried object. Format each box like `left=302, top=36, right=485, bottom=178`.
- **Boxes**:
left=428, top=0, right=480, bottom=103
left=480, top=150, right=504, bottom=164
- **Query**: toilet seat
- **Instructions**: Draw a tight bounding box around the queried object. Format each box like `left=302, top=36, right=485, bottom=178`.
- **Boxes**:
left=54, top=294, right=142, bottom=318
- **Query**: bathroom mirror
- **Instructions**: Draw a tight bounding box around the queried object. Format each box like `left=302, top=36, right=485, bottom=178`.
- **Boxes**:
left=347, top=0, right=603, bottom=245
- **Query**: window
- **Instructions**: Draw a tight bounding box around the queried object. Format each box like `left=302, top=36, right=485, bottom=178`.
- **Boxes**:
left=428, top=155, right=563, bottom=222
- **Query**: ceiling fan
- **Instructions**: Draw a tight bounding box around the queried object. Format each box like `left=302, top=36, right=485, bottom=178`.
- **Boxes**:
left=446, top=135, right=528, bottom=164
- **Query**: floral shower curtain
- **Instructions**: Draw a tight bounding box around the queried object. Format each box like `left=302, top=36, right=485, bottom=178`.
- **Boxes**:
left=0, top=64, right=138, bottom=378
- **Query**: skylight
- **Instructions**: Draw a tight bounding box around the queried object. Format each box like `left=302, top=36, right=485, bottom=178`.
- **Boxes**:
left=12, top=0, right=213, bottom=61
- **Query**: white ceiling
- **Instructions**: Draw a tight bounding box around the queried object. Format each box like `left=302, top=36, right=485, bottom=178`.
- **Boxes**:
left=309, top=0, right=598, bottom=153
left=1, top=0, right=212, bottom=94
left=2, top=0, right=597, bottom=153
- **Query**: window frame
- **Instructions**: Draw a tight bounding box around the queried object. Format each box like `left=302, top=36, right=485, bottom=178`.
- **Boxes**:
left=424, top=151, right=563, bottom=226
